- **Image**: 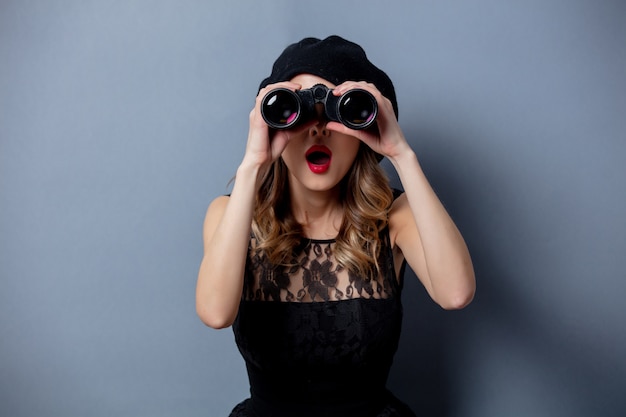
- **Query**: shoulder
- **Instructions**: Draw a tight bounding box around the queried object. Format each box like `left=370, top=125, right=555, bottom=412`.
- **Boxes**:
left=202, top=195, right=230, bottom=236
left=205, top=194, right=229, bottom=218
left=207, top=194, right=230, bottom=211
left=389, top=189, right=408, bottom=217
left=388, top=191, right=412, bottom=246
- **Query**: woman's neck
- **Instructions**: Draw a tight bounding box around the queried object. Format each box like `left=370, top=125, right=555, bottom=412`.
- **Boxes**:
left=289, top=187, right=343, bottom=240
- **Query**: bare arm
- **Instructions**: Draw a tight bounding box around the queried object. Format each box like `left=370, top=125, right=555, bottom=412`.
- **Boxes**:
left=195, top=163, right=260, bottom=329
left=389, top=151, right=475, bottom=310
left=329, top=81, right=475, bottom=310
left=196, top=81, right=307, bottom=328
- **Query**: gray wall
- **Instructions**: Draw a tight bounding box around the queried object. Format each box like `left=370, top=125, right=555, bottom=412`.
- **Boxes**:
left=1, top=1, right=624, bottom=416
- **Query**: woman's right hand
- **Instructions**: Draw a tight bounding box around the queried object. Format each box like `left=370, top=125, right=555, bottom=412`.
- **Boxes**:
left=243, top=81, right=310, bottom=170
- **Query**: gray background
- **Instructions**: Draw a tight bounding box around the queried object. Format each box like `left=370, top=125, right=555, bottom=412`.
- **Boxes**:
left=1, top=1, right=625, bottom=416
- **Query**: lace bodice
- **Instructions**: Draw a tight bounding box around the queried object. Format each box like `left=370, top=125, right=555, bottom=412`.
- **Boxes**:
left=242, top=237, right=396, bottom=303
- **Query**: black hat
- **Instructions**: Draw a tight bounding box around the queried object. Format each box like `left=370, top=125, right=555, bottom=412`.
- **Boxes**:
left=259, top=35, right=398, bottom=119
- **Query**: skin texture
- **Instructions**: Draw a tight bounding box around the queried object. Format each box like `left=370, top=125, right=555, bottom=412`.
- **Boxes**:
left=196, top=74, right=475, bottom=329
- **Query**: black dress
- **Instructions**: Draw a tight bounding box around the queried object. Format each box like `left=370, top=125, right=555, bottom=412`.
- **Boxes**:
left=229, top=222, right=416, bottom=417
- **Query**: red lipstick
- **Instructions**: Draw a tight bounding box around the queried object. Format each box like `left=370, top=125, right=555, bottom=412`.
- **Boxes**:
left=305, top=145, right=332, bottom=174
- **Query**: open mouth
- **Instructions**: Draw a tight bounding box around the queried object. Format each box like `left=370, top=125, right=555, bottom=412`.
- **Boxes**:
left=305, top=145, right=332, bottom=173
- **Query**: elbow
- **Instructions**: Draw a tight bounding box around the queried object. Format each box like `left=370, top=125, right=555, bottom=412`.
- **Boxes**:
left=436, top=280, right=476, bottom=310
left=196, top=305, right=236, bottom=329
left=437, top=267, right=476, bottom=310
left=439, top=290, right=474, bottom=310
left=201, top=317, right=235, bottom=330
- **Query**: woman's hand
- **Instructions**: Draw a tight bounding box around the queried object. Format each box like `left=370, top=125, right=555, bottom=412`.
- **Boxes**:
left=326, top=81, right=411, bottom=162
left=243, top=81, right=312, bottom=170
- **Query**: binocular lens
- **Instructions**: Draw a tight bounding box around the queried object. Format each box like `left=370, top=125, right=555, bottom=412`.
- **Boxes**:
left=261, top=89, right=300, bottom=128
left=338, top=90, right=377, bottom=128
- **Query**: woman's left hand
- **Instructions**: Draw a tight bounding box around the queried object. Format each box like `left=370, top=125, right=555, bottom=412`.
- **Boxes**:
left=326, top=81, right=410, bottom=162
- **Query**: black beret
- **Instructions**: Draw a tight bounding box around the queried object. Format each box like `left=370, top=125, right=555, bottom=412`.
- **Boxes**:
left=259, top=35, right=398, bottom=119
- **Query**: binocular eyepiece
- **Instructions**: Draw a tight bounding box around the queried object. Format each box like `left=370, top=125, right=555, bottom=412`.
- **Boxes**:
left=261, top=84, right=378, bottom=130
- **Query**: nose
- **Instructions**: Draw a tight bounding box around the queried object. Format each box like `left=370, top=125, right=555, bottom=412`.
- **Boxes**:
left=309, top=119, right=330, bottom=137
left=309, top=104, right=330, bottom=137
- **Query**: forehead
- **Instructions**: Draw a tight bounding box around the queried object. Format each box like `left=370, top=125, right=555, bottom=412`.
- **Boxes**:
left=289, top=73, right=337, bottom=89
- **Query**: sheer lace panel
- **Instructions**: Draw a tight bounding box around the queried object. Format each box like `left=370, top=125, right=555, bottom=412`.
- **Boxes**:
left=243, top=237, right=395, bottom=302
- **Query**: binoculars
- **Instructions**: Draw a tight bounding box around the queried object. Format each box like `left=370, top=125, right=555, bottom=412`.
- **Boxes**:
left=261, top=84, right=378, bottom=130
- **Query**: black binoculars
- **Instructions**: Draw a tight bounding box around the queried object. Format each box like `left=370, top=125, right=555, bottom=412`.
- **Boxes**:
left=261, top=84, right=378, bottom=130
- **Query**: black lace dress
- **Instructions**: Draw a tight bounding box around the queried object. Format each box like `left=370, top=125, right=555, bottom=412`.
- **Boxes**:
left=229, top=225, right=416, bottom=417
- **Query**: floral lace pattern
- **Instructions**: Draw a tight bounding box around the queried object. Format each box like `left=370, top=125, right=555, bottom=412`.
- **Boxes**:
left=243, top=237, right=394, bottom=303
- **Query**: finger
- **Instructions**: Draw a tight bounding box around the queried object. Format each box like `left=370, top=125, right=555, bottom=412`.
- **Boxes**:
left=257, top=81, right=303, bottom=99
left=332, top=81, right=377, bottom=96
left=326, top=121, right=375, bottom=143
left=265, top=119, right=316, bottom=160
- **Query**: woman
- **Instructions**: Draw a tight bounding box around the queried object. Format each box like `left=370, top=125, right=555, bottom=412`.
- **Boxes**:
left=196, top=36, right=475, bottom=417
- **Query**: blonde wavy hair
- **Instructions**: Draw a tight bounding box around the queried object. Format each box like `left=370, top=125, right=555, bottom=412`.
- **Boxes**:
left=251, top=144, right=394, bottom=278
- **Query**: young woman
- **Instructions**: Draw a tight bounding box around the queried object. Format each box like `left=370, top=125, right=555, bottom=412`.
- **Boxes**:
left=196, top=36, right=475, bottom=417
